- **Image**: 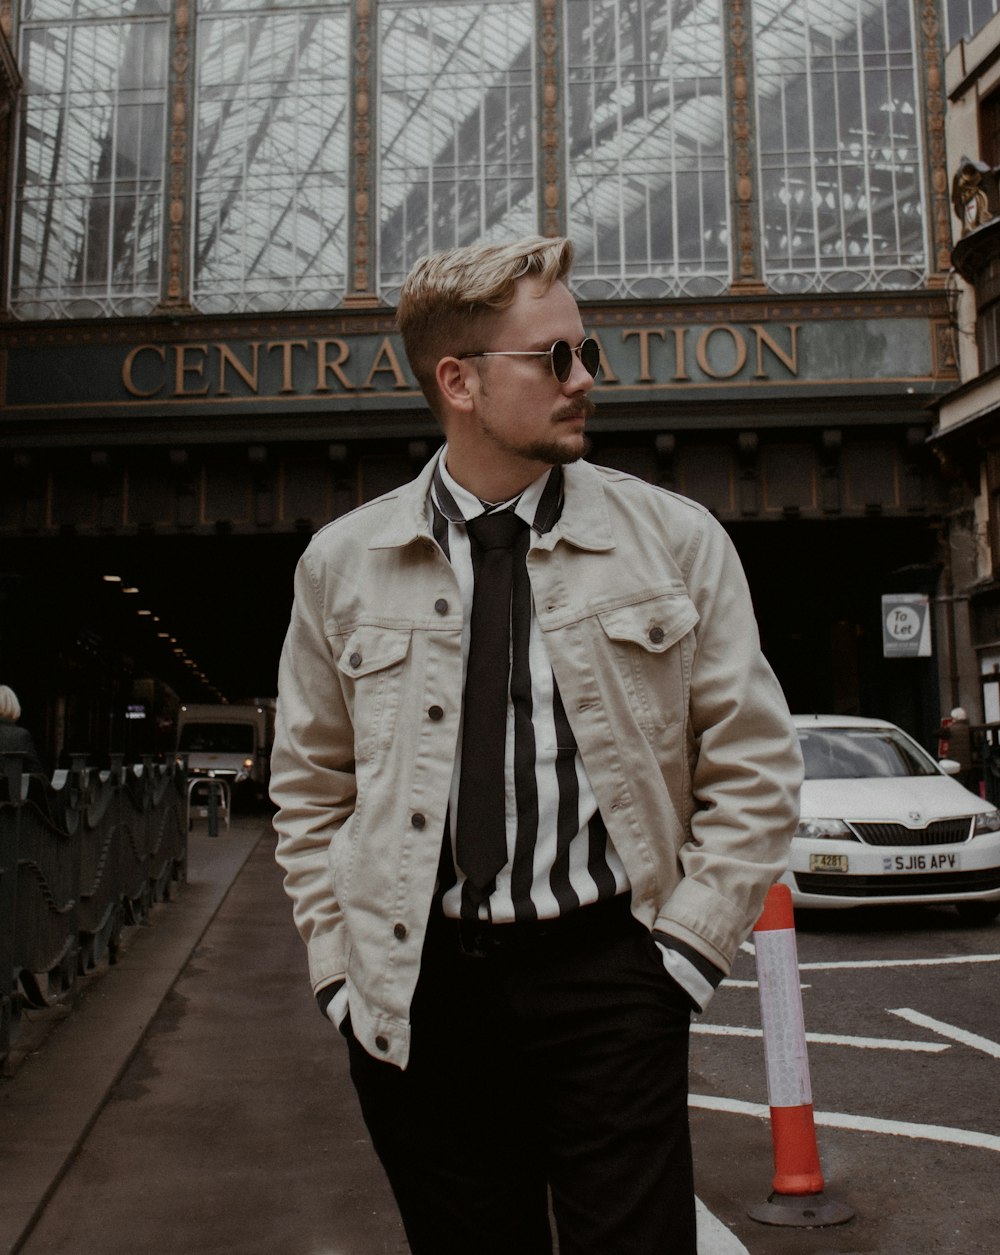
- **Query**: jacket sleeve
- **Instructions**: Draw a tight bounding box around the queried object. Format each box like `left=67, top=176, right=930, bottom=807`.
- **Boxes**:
left=271, top=545, right=357, bottom=993
left=659, top=515, right=803, bottom=968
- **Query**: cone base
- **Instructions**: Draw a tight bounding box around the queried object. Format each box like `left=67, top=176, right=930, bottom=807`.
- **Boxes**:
left=748, top=1192, right=856, bottom=1228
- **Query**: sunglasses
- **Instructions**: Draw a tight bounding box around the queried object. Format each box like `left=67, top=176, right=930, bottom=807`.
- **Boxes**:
left=459, top=337, right=601, bottom=384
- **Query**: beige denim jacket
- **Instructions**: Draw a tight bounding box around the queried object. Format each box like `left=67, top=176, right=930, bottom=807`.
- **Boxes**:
left=271, top=456, right=803, bottom=1068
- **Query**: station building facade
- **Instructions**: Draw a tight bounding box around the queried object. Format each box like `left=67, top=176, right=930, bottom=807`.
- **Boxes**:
left=0, top=0, right=992, bottom=764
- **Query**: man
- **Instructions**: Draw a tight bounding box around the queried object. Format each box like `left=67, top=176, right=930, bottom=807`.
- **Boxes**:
left=271, top=236, right=802, bottom=1255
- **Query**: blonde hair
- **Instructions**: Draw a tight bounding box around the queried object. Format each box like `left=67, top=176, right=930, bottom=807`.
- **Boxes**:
left=397, top=236, right=574, bottom=416
left=0, top=685, right=22, bottom=722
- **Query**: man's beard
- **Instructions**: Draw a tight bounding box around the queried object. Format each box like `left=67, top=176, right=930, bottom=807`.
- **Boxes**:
left=478, top=397, right=595, bottom=466
left=519, top=431, right=592, bottom=465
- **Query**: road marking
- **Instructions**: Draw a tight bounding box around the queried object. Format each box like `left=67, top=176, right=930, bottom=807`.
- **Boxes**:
left=695, top=1196, right=749, bottom=1254
left=721, top=979, right=812, bottom=990
left=796, top=954, right=1000, bottom=970
left=690, top=1094, right=1000, bottom=1153
left=888, top=1008, right=1000, bottom=1059
left=693, top=1023, right=948, bottom=1052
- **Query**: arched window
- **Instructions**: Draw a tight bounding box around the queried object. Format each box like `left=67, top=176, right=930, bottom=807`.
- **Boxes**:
left=193, top=0, right=350, bottom=313
left=11, top=0, right=169, bottom=319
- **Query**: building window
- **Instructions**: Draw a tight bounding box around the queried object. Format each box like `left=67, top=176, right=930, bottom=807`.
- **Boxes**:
left=193, top=0, right=349, bottom=314
left=944, top=0, right=1000, bottom=48
left=565, top=0, right=729, bottom=300
left=754, top=0, right=927, bottom=293
left=11, top=0, right=169, bottom=319
left=7, top=0, right=944, bottom=319
left=980, top=86, right=1000, bottom=169
left=377, top=0, right=537, bottom=302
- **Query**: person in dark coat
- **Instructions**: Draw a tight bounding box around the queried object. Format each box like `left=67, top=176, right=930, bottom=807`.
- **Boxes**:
left=0, top=685, right=45, bottom=776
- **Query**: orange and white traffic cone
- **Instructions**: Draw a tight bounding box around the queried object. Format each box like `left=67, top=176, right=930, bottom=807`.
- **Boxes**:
left=746, top=883, right=854, bottom=1228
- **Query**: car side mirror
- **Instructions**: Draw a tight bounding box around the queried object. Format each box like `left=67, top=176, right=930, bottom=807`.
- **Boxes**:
left=938, top=758, right=961, bottom=776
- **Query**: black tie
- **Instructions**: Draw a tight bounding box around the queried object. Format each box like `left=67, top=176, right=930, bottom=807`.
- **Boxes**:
left=455, top=510, right=529, bottom=901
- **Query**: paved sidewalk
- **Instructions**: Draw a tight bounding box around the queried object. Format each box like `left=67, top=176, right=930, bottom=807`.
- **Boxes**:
left=0, top=816, right=746, bottom=1255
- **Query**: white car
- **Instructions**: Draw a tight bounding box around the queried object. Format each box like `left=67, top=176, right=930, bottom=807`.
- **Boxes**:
left=782, top=715, right=1000, bottom=923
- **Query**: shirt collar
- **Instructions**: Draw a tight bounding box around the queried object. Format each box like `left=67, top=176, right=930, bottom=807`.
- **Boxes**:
left=432, top=446, right=563, bottom=534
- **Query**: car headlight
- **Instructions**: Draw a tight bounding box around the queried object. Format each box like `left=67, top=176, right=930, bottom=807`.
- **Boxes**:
left=974, top=809, right=1000, bottom=835
left=794, top=818, right=857, bottom=841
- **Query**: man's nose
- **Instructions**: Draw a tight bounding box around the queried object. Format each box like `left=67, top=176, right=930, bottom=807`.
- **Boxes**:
left=562, top=348, right=595, bottom=393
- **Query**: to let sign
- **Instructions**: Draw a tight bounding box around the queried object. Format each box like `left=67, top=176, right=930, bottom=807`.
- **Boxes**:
left=881, top=594, right=932, bottom=658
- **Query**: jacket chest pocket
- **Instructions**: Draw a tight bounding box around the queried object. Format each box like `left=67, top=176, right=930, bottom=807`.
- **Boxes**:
left=334, top=626, right=413, bottom=762
left=596, top=592, right=698, bottom=737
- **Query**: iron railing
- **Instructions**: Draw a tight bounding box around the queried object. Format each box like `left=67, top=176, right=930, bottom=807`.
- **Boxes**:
left=0, top=752, right=186, bottom=1066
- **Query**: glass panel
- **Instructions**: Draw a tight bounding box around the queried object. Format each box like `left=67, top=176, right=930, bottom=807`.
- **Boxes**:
left=193, top=2, right=350, bottom=314
left=23, top=0, right=167, bottom=19
left=12, top=2, right=168, bottom=319
left=754, top=0, right=927, bottom=293
left=944, top=0, right=1000, bottom=48
left=377, top=1, right=537, bottom=302
left=565, top=0, right=728, bottom=301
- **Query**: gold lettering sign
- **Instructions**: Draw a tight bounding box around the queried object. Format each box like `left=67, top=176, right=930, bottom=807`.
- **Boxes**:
left=118, top=323, right=801, bottom=401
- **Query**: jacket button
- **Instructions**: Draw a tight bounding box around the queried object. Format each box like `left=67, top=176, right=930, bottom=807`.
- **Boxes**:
left=648, top=626, right=665, bottom=645
left=434, top=598, right=449, bottom=615
left=428, top=704, right=444, bottom=721
left=393, top=922, right=407, bottom=940
left=349, top=651, right=362, bottom=668
left=411, top=812, right=426, bottom=829
left=375, top=1035, right=389, bottom=1052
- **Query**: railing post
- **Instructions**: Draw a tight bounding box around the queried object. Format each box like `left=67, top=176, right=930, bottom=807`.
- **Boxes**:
left=0, top=754, right=25, bottom=1068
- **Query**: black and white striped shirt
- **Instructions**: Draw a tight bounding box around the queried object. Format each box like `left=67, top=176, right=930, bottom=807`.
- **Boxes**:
left=427, top=450, right=723, bottom=1012
left=430, top=452, right=631, bottom=925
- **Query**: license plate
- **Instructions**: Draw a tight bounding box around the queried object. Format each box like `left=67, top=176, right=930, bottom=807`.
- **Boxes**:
left=883, top=852, right=961, bottom=872
left=809, top=853, right=849, bottom=873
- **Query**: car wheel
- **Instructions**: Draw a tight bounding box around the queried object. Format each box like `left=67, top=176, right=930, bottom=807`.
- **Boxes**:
left=954, top=900, right=1000, bottom=925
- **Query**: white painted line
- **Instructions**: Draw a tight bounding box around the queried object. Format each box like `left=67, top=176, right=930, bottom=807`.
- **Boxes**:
left=690, top=1094, right=1000, bottom=1153
left=692, top=1023, right=948, bottom=1052
left=739, top=940, right=756, bottom=956
left=696, top=1196, right=749, bottom=1255
left=797, top=954, right=1000, bottom=971
left=720, top=979, right=812, bottom=990
left=888, top=1008, right=1000, bottom=1060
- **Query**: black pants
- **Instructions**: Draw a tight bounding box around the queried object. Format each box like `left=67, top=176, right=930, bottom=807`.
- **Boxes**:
left=346, top=898, right=696, bottom=1255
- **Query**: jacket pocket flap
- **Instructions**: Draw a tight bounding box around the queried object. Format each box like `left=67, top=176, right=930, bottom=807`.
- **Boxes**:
left=597, top=594, right=699, bottom=653
left=335, top=626, right=412, bottom=677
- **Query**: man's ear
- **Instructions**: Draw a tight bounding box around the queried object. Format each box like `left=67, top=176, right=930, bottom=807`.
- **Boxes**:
left=436, top=356, right=476, bottom=414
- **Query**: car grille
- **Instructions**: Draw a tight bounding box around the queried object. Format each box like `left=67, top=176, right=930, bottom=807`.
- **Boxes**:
left=848, top=819, right=972, bottom=847
left=794, top=868, right=1000, bottom=898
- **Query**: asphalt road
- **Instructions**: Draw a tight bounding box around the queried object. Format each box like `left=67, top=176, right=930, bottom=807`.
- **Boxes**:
left=692, top=902, right=1000, bottom=1254
left=6, top=830, right=998, bottom=1254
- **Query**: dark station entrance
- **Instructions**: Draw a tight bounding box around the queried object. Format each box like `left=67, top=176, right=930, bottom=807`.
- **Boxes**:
left=1, top=499, right=943, bottom=773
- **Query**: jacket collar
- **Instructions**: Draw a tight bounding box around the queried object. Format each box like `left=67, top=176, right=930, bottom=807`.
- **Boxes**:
left=368, top=451, right=615, bottom=553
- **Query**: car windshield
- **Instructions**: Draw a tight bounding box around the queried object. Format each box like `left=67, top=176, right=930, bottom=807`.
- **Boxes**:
left=798, top=728, right=938, bottom=780
left=178, top=723, right=254, bottom=754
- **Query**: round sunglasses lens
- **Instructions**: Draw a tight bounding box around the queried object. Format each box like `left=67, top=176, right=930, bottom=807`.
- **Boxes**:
left=580, top=338, right=600, bottom=378
left=551, top=340, right=573, bottom=382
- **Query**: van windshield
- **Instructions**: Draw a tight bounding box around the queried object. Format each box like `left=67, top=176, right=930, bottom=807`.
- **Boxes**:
left=179, top=723, right=254, bottom=754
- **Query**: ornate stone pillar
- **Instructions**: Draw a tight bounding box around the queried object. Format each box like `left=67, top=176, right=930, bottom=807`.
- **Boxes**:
left=159, top=0, right=195, bottom=311
left=344, top=0, right=378, bottom=306
left=918, top=0, right=952, bottom=284
left=725, top=0, right=765, bottom=293
left=1, top=2, right=21, bottom=315
left=539, top=0, right=564, bottom=238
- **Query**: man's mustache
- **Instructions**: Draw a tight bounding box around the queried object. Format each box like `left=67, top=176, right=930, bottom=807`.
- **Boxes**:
left=556, top=397, right=596, bottom=422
